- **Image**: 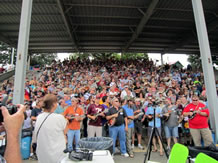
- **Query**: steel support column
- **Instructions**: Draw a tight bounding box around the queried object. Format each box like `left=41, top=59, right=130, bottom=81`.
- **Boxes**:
left=11, top=48, right=15, bottom=65
left=161, top=53, right=164, bottom=65
left=13, top=0, right=33, bottom=104
left=192, top=0, right=218, bottom=142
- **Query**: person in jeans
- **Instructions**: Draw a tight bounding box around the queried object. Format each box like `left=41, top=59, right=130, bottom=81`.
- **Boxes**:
left=122, top=98, right=134, bottom=158
left=162, top=98, right=179, bottom=150
left=183, top=95, right=213, bottom=146
left=63, top=97, right=84, bottom=152
left=106, top=97, right=129, bottom=157
left=146, top=98, right=163, bottom=156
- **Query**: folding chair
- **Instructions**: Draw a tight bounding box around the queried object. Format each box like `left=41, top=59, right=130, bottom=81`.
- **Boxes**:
left=168, top=143, right=189, bottom=163
left=195, top=153, right=218, bottom=163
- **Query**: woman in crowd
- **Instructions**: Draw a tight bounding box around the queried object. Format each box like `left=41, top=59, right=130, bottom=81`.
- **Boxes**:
left=34, top=94, right=68, bottom=163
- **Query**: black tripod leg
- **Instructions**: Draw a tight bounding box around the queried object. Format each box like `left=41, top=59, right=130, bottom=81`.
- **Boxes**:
left=155, top=128, right=169, bottom=158
left=144, top=127, right=155, bottom=163
left=147, top=129, right=154, bottom=161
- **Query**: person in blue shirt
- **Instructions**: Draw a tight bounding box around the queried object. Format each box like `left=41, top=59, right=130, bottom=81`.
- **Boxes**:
left=54, top=99, right=68, bottom=114
left=146, top=99, right=163, bottom=156
left=122, top=98, right=135, bottom=158
left=101, top=96, right=110, bottom=137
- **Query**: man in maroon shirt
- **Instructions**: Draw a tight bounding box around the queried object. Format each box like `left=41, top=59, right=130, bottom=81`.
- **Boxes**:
left=87, top=96, right=105, bottom=137
left=183, top=95, right=213, bottom=146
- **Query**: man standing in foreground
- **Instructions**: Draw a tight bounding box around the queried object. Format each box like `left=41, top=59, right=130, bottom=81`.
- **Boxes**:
left=183, top=95, right=213, bottom=146
left=64, top=97, right=84, bottom=152
left=106, top=98, right=129, bottom=157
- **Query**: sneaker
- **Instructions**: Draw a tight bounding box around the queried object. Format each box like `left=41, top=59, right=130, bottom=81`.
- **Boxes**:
left=131, top=144, right=135, bottom=149
left=29, top=154, right=38, bottom=161
left=138, top=144, right=144, bottom=150
left=112, top=154, right=114, bottom=158
left=167, top=147, right=171, bottom=153
left=121, top=153, right=129, bottom=157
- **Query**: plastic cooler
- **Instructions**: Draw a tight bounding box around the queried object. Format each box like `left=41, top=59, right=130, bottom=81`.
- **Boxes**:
left=20, top=129, right=32, bottom=160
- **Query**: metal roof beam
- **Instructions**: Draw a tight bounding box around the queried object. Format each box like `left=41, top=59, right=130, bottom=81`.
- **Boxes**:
left=68, top=14, right=193, bottom=22
left=0, top=13, right=61, bottom=17
left=0, top=23, right=189, bottom=30
left=64, top=3, right=215, bottom=15
left=68, top=14, right=140, bottom=19
left=56, top=0, right=78, bottom=51
left=73, top=23, right=137, bottom=27
left=163, top=18, right=218, bottom=53
left=123, top=0, right=159, bottom=51
left=64, top=3, right=144, bottom=9
left=29, top=46, right=74, bottom=50
left=0, top=32, right=16, bottom=47
left=29, top=42, right=73, bottom=46
left=0, top=2, right=57, bottom=6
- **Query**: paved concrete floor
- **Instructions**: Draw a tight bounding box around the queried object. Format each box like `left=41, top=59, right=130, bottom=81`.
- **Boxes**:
left=23, top=149, right=168, bottom=163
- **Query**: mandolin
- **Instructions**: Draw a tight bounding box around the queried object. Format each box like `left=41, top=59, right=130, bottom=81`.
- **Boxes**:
left=108, top=109, right=123, bottom=127
left=127, top=112, right=144, bottom=124
left=188, top=106, right=207, bottom=119
left=91, top=109, right=108, bottom=122
left=66, top=114, right=86, bottom=123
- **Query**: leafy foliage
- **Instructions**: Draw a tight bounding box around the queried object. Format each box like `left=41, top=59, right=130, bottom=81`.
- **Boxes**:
left=121, top=53, right=148, bottom=60
left=187, top=54, right=202, bottom=70
left=30, top=53, right=58, bottom=66
left=0, top=42, right=16, bottom=64
left=69, top=52, right=148, bottom=61
left=188, top=54, right=218, bottom=70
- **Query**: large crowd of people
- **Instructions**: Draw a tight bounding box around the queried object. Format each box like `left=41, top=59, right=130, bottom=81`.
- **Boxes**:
left=0, top=57, right=217, bottom=162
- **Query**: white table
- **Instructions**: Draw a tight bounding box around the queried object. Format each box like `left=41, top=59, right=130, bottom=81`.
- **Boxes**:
left=61, top=150, right=114, bottom=163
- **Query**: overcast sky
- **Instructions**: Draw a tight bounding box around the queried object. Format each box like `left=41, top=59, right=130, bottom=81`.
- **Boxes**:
left=57, top=53, right=190, bottom=68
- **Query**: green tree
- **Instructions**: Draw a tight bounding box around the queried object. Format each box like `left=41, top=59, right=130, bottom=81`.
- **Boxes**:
left=30, top=53, right=57, bottom=66
left=187, top=54, right=202, bottom=70
left=0, top=42, right=16, bottom=64
left=121, top=53, right=148, bottom=60
left=69, top=52, right=148, bottom=61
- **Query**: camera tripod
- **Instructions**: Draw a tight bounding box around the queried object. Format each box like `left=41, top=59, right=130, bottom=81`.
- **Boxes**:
left=143, top=107, right=169, bottom=163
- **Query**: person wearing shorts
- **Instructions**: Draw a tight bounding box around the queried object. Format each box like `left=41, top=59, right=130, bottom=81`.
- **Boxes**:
left=146, top=99, right=163, bottom=156
left=132, top=98, right=146, bottom=150
left=162, top=98, right=179, bottom=150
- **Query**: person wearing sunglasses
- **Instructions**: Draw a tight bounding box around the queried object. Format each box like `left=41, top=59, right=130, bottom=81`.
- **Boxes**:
left=105, top=97, right=129, bottom=157
left=183, top=95, right=213, bottom=146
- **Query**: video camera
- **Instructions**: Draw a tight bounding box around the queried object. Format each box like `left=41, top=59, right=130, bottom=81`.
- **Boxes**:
left=0, top=103, right=18, bottom=123
left=68, top=149, right=93, bottom=161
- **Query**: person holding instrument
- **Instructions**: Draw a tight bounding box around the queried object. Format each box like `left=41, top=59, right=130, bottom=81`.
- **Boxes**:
left=183, top=95, right=213, bottom=146
left=87, top=96, right=105, bottom=137
left=105, top=97, right=129, bottom=157
left=122, top=98, right=134, bottom=158
left=162, top=98, right=179, bottom=151
left=146, top=98, right=163, bottom=156
left=63, top=97, right=84, bottom=152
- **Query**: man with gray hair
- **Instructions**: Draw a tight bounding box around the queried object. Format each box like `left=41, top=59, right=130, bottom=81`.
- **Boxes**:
left=106, top=97, right=129, bottom=157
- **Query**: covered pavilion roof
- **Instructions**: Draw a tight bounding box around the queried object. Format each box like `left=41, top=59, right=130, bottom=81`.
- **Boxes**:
left=0, top=0, right=218, bottom=55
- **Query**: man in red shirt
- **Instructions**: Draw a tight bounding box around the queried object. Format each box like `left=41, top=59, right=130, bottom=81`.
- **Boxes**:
left=183, top=95, right=213, bottom=146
